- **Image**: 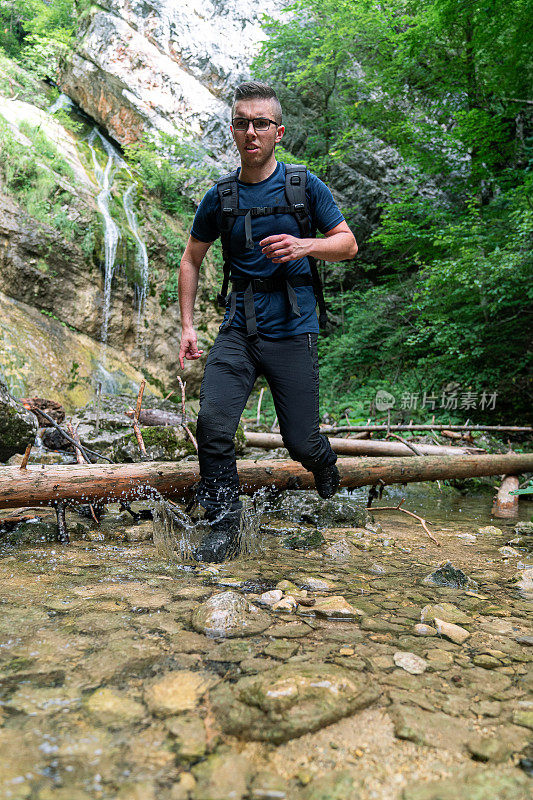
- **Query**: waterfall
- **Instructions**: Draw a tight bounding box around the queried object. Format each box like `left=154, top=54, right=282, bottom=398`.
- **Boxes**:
left=86, top=127, right=122, bottom=345
left=123, top=183, right=149, bottom=347
left=47, top=92, right=74, bottom=114
left=47, top=95, right=151, bottom=361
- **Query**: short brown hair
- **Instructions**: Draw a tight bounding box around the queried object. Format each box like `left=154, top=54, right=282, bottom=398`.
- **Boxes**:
left=232, top=81, right=282, bottom=123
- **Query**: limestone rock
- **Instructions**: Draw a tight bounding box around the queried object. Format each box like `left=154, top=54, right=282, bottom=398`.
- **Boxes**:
left=164, top=714, right=207, bottom=761
left=413, top=624, right=437, bottom=637
left=311, top=595, right=364, bottom=619
left=192, top=752, right=252, bottom=800
left=272, top=596, right=298, bottom=612
left=393, top=652, right=428, bottom=675
left=478, top=525, right=504, bottom=536
left=515, top=568, right=533, bottom=599
left=84, top=687, right=145, bottom=726
left=249, top=770, right=288, bottom=800
left=402, top=767, right=529, bottom=800
left=144, top=670, right=217, bottom=717
left=301, top=771, right=355, bottom=800
left=420, top=602, right=472, bottom=626
left=192, top=591, right=271, bottom=638
left=258, top=589, right=283, bottom=607
left=434, top=618, right=471, bottom=645
left=0, top=375, right=37, bottom=461
left=298, top=576, right=337, bottom=591
left=210, top=663, right=379, bottom=743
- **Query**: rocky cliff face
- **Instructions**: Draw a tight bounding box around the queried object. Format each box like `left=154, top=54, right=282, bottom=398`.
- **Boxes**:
left=59, top=0, right=279, bottom=182
left=59, top=0, right=422, bottom=233
left=0, top=90, right=218, bottom=405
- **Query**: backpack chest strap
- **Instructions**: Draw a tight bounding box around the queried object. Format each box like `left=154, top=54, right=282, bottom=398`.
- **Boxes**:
left=221, top=204, right=307, bottom=250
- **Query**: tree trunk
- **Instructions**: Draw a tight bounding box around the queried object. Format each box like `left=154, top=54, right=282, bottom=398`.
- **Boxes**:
left=1, top=453, right=532, bottom=510
left=244, top=431, right=480, bottom=456
left=491, top=474, right=520, bottom=518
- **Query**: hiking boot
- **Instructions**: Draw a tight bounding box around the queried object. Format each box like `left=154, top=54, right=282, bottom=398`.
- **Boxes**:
left=193, top=505, right=242, bottom=563
left=313, top=463, right=340, bottom=499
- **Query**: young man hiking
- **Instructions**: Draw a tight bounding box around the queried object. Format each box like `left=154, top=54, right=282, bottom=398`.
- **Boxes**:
left=178, top=81, right=357, bottom=562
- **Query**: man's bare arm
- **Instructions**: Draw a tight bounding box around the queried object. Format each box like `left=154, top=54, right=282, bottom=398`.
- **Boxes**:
left=178, top=236, right=213, bottom=370
left=260, top=221, right=358, bottom=263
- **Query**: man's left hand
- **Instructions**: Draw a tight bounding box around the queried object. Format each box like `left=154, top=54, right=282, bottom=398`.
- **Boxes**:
left=260, top=234, right=308, bottom=263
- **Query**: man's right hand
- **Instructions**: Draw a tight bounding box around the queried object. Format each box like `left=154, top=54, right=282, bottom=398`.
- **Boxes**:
left=179, top=328, right=204, bottom=370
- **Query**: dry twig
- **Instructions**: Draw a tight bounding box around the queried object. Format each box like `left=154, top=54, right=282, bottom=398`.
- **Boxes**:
left=177, top=376, right=198, bottom=452
left=132, top=380, right=148, bottom=458
left=385, top=432, right=424, bottom=456
left=20, top=444, right=32, bottom=470
left=371, top=498, right=441, bottom=546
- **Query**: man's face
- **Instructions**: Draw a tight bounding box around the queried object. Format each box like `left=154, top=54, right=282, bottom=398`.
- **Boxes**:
left=231, top=98, right=284, bottom=168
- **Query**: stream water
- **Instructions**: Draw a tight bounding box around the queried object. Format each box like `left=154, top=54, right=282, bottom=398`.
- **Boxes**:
left=0, top=486, right=531, bottom=800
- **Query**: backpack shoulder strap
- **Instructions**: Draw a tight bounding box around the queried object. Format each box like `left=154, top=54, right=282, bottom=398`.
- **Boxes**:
left=284, top=164, right=328, bottom=329
left=284, top=164, right=311, bottom=237
left=216, top=169, right=239, bottom=306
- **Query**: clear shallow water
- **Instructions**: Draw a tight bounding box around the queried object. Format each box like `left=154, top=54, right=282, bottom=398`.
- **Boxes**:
left=0, top=486, right=531, bottom=799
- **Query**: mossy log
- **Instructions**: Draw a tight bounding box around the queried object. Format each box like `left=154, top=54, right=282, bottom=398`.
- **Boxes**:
left=1, top=453, right=532, bottom=509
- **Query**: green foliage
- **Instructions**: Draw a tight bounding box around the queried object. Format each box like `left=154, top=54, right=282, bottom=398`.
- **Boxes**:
left=257, top=0, right=532, bottom=422
left=0, top=0, right=75, bottom=77
left=124, top=131, right=213, bottom=215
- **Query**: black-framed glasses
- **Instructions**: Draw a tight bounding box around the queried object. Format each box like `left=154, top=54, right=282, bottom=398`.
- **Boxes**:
left=232, top=117, right=280, bottom=131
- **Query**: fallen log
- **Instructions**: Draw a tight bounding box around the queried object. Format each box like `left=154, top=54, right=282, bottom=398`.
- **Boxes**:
left=125, top=411, right=481, bottom=456
left=1, top=453, right=532, bottom=510
left=244, top=431, right=481, bottom=456
left=322, top=424, right=533, bottom=434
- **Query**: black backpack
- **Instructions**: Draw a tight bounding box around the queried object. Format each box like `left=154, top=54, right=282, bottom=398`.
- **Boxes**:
left=215, top=163, right=328, bottom=336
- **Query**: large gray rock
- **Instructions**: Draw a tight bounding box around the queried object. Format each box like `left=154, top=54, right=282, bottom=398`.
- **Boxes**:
left=210, top=662, right=379, bottom=743
left=0, top=376, right=37, bottom=461
left=192, top=591, right=271, bottom=638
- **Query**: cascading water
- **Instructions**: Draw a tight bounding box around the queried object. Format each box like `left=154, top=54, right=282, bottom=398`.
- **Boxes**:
left=86, top=127, right=122, bottom=345
left=47, top=99, right=151, bottom=373
left=47, top=92, right=74, bottom=114
left=123, top=184, right=149, bottom=348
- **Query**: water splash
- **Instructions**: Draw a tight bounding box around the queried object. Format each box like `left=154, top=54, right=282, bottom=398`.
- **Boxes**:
left=152, top=493, right=268, bottom=564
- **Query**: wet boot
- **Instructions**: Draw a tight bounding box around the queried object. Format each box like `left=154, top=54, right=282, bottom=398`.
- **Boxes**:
left=193, top=503, right=242, bottom=563
left=313, top=463, right=340, bottom=499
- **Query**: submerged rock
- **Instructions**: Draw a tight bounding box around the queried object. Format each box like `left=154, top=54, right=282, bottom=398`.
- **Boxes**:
left=282, top=528, right=326, bottom=550
left=144, top=670, right=217, bottom=717
left=301, top=771, right=355, bottom=800
left=191, top=591, right=271, bottom=638
left=420, top=602, right=472, bottom=626
left=434, top=618, right=471, bottom=645
left=311, top=595, right=364, bottom=619
left=210, top=662, right=379, bottom=743
left=478, top=526, right=504, bottom=536
left=84, top=687, right=145, bottom=727
left=413, top=624, right=437, bottom=637
left=393, top=651, right=428, bottom=675
left=402, top=767, right=529, bottom=800
left=192, top=753, right=252, bottom=800
left=422, top=562, right=478, bottom=590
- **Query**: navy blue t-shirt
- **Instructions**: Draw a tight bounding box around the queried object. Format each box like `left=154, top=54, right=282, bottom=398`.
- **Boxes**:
left=190, top=161, right=344, bottom=338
